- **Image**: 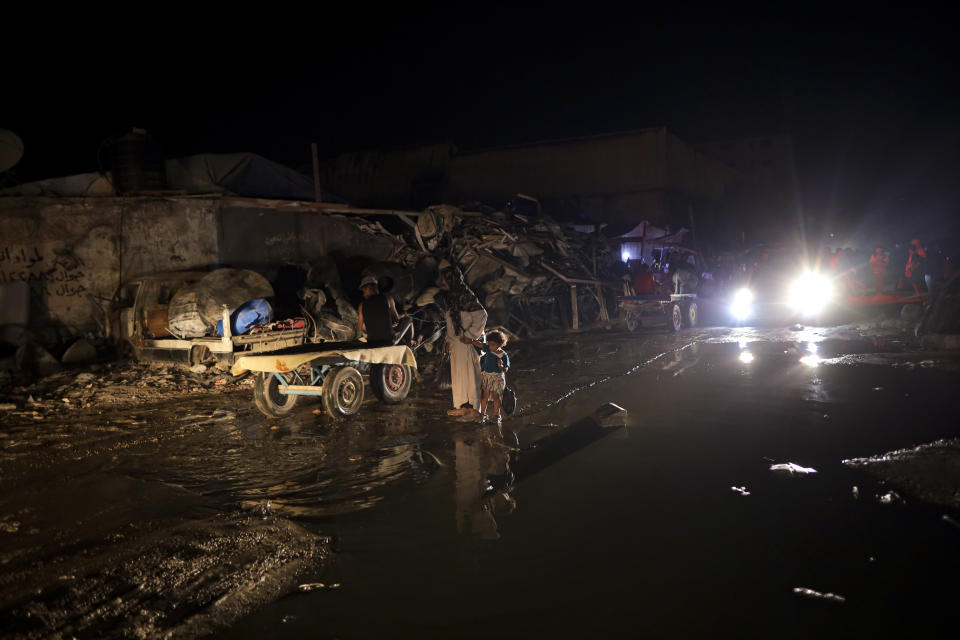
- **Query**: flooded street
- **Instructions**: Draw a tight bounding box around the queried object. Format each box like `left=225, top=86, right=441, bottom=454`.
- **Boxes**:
left=3, top=326, right=960, bottom=638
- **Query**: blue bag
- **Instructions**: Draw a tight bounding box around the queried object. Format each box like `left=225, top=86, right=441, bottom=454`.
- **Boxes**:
left=216, top=299, right=273, bottom=336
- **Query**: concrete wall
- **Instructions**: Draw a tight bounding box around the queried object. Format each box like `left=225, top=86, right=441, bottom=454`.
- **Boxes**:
left=0, top=197, right=398, bottom=338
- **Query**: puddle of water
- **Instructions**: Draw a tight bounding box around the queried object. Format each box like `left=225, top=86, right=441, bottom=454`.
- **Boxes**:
left=219, top=341, right=960, bottom=638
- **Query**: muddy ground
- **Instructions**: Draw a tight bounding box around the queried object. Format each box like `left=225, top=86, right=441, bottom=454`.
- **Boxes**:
left=2, top=320, right=959, bottom=638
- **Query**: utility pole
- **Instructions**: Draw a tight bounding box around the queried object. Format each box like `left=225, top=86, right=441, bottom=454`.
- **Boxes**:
left=311, top=142, right=322, bottom=203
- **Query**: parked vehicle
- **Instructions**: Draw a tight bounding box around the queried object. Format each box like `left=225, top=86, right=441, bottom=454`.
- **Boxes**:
left=106, top=271, right=306, bottom=368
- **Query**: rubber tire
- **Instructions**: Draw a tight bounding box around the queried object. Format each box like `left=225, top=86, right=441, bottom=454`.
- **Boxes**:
left=253, top=372, right=298, bottom=418
left=322, top=366, right=365, bottom=420
left=685, top=302, right=698, bottom=328
left=370, top=363, right=412, bottom=404
left=190, top=345, right=215, bottom=367
left=670, top=304, right=683, bottom=332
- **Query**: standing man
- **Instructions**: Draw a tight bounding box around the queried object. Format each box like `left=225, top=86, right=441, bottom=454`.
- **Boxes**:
left=439, top=262, right=487, bottom=419
left=869, top=247, right=888, bottom=297
left=905, top=238, right=928, bottom=296
left=357, top=275, right=399, bottom=347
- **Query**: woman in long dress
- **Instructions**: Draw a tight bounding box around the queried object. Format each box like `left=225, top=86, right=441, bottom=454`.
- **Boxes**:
left=439, top=263, right=487, bottom=418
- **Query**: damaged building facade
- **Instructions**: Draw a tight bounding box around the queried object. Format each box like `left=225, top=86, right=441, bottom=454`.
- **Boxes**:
left=0, top=195, right=398, bottom=344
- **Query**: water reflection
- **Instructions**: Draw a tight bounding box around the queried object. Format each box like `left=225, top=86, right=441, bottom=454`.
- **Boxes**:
left=454, top=425, right=516, bottom=540
left=800, top=342, right=821, bottom=367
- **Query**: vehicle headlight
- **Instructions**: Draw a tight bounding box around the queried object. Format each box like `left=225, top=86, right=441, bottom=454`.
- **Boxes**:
left=787, top=272, right=833, bottom=315
left=730, top=288, right=754, bottom=320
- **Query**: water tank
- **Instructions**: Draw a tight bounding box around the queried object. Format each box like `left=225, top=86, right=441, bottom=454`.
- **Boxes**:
left=0, top=129, right=24, bottom=173
left=111, top=128, right=166, bottom=194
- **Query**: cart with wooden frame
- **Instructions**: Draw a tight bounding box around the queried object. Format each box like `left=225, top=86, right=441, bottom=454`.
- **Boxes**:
left=232, top=344, right=418, bottom=419
left=616, top=293, right=699, bottom=332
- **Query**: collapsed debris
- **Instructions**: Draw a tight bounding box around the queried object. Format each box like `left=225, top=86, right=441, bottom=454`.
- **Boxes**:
left=344, top=203, right=621, bottom=336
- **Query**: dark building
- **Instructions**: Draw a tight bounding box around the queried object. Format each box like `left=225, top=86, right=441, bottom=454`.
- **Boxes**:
left=319, top=128, right=739, bottom=229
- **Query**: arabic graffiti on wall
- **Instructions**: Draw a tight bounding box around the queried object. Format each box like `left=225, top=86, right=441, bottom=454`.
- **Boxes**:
left=0, top=245, right=88, bottom=298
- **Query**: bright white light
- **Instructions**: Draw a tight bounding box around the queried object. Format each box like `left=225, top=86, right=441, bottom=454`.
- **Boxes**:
left=730, top=288, right=754, bottom=321
left=621, top=250, right=631, bottom=263
left=787, top=272, right=834, bottom=316
left=807, top=341, right=819, bottom=354
left=739, top=350, right=755, bottom=363
left=738, top=340, right=748, bottom=349
left=800, top=354, right=821, bottom=367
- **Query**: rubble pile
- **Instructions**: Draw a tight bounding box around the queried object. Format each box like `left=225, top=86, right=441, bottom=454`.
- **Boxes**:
left=0, top=362, right=247, bottom=417
left=346, top=204, right=621, bottom=335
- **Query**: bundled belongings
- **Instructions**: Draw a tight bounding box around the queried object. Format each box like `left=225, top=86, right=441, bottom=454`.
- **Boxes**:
left=167, top=268, right=274, bottom=338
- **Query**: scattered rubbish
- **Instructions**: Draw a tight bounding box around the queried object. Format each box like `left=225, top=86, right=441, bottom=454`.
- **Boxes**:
left=190, top=364, right=208, bottom=374
left=877, top=491, right=904, bottom=505
left=942, top=515, right=960, bottom=530
left=61, top=338, right=97, bottom=364
left=0, top=519, right=21, bottom=533
left=852, top=486, right=859, bottom=499
left=731, top=486, right=750, bottom=496
left=594, top=402, right=628, bottom=428
left=770, top=462, right=817, bottom=474
left=298, top=582, right=340, bottom=592
left=793, top=587, right=846, bottom=604
left=844, top=439, right=960, bottom=508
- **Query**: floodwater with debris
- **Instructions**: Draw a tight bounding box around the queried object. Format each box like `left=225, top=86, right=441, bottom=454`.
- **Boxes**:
left=2, top=326, right=959, bottom=638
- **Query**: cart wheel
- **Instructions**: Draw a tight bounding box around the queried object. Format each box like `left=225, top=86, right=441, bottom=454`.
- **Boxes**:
left=625, top=313, right=639, bottom=332
left=253, top=372, right=298, bottom=418
left=322, top=366, right=364, bottom=419
left=670, top=304, right=683, bottom=332
left=370, top=363, right=412, bottom=404
left=685, top=302, right=698, bottom=328
left=190, top=345, right=216, bottom=367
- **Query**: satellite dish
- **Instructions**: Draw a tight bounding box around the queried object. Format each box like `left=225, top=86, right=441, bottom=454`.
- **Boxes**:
left=0, top=129, right=24, bottom=173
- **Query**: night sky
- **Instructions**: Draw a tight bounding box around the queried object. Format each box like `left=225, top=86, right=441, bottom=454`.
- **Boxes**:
left=6, top=6, right=958, bottom=237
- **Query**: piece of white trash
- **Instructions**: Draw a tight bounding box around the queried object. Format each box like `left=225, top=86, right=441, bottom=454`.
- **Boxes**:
left=793, top=587, right=846, bottom=603
left=731, top=486, right=751, bottom=496
left=770, top=462, right=817, bottom=474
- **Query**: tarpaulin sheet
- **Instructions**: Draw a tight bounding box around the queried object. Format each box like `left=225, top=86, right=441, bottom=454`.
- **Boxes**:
left=1, top=153, right=346, bottom=202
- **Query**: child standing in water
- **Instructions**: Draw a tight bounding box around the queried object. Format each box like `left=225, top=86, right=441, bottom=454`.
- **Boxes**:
left=472, top=331, right=510, bottom=423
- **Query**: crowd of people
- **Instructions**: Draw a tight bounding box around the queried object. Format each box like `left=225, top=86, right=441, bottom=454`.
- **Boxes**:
left=621, top=238, right=956, bottom=301
left=357, top=260, right=510, bottom=424
left=824, top=238, right=952, bottom=298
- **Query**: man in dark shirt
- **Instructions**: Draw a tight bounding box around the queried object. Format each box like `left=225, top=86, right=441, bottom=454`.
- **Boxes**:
left=357, top=275, right=399, bottom=346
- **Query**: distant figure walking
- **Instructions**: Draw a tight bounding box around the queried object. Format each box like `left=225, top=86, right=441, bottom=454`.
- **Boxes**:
left=905, top=238, right=928, bottom=295
left=869, top=247, right=888, bottom=297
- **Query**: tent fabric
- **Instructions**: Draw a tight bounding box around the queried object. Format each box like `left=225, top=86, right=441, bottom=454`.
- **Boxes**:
left=0, top=153, right=345, bottom=202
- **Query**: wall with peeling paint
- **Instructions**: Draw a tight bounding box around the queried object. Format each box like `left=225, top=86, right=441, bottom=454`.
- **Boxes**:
left=0, top=197, right=394, bottom=340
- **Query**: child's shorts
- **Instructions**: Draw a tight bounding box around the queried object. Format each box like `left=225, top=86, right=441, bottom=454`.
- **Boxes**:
left=481, top=371, right=506, bottom=395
